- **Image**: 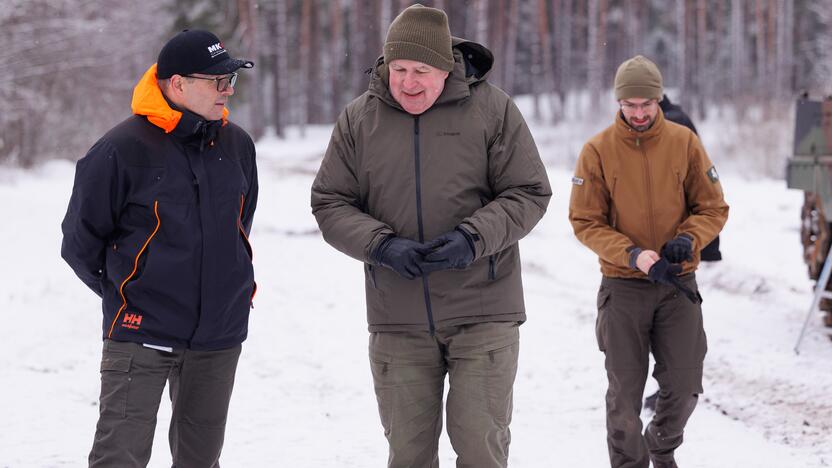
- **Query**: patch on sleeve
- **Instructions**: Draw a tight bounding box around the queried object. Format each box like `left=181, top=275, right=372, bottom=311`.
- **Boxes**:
left=706, top=166, right=719, bottom=183
left=572, top=176, right=584, bottom=186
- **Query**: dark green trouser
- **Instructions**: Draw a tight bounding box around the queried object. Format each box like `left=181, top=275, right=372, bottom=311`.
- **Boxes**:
left=596, top=275, right=707, bottom=468
left=369, top=322, right=520, bottom=468
left=88, top=339, right=242, bottom=468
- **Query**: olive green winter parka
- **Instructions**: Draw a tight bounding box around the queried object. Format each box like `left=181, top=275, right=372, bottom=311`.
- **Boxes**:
left=311, top=38, right=551, bottom=332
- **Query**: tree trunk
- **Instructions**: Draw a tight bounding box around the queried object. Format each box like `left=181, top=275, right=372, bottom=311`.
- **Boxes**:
left=503, top=0, right=520, bottom=95
left=558, top=0, right=573, bottom=115
left=537, top=0, right=558, bottom=123
left=272, top=0, right=289, bottom=137
left=754, top=0, right=766, bottom=97
left=675, top=0, right=688, bottom=110
left=731, top=0, right=747, bottom=115
left=331, top=0, right=344, bottom=121
left=299, top=0, right=312, bottom=136
left=694, top=0, right=707, bottom=119
left=588, top=0, right=602, bottom=110
left=238, top=0, right=264, bottom=140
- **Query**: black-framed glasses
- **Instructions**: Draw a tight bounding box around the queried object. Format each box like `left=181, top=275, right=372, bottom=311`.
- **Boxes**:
left=184, top=72, right=238, bottom=92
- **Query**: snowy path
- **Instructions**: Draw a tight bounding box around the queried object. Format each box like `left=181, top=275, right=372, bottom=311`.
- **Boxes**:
left=1, top=128, right=831, bottom=467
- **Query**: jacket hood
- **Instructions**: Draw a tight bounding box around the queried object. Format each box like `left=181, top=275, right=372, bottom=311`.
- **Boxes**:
left=368, top=37, right=494, bottom=111
left=131, top=63, right=228, bottom=133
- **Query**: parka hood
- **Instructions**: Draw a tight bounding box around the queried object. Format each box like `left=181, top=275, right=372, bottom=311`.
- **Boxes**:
left=131, top=63, right=228, bottom=134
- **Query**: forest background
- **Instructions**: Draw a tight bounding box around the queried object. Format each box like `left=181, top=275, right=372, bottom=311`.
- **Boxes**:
left=2, top=0, right=830, bottom=174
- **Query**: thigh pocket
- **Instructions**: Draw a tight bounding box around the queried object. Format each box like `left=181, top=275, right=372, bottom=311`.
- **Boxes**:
left=595, top=286, right=612, bottom=352
left=484, top=342, right=520, bottom=426
left=99, top=351, right=132, bottom=418
left=369, top=356, right=393, bottom=436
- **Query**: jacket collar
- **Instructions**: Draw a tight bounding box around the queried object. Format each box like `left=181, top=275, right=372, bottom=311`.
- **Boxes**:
left=131, top=63, right=228, bottom=134
left=613, top=106, right=667, bottom=143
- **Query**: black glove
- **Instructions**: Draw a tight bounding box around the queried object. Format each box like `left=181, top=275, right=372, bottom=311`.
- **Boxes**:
left=648, top=258, right=702, bottom=304
left=419, top=228, right=476, bottom=274
left=372, top=236, right=428, bottom=280
left=660, top=235, right=693, bottom=263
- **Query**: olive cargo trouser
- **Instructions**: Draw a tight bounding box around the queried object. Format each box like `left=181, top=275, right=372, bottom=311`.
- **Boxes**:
left=369, top=321, right=520, bottom=468
left=88, top=339, right=241, bottom=468
left=596, top=275, right=707, bottom=468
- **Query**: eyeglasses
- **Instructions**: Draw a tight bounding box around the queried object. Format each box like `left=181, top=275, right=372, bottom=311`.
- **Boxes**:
left=620, top=100, right=657, bottom=112
left=183, top=73, right=238, bottom=92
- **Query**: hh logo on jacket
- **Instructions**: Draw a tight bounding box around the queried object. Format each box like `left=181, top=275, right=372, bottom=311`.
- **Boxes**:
left=121, top=313, right=143, bottom=330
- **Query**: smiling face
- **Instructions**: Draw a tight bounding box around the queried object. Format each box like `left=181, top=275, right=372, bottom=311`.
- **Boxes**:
left=388, top=59, right=449, bottom=115
left=619, top=97, right=659, bottom=132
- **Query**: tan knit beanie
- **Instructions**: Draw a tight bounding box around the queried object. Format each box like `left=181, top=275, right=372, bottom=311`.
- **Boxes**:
left=614, top=55, right=663, bottom=101
left=383, top=4, right=454, bottom=72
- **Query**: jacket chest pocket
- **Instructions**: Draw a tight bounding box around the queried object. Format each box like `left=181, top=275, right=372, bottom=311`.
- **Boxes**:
left=608, top=176, right=618, bottom=229
left=207, top=155, right=249, bottom=202
left=675, top=171, right=687, bottom=210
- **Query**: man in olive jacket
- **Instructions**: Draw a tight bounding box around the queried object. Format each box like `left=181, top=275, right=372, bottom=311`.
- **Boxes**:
left=569, top=55, right=728, bottom=468
left=311, top=4, right=550, bottom=467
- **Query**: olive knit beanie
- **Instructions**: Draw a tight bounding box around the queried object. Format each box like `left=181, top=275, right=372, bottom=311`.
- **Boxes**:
left=614, top=55, right=663, bottom=101
left=383, top=4, right=454, bottom=72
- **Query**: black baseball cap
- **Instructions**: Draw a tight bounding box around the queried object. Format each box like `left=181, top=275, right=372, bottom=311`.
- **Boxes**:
left=157, top=29, right=254, bottom=79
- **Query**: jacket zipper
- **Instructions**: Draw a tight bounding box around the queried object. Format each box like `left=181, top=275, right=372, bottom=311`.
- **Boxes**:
left=108, top=200, right=161, bottom=338
left=610, top=176, right=618, bottom=229
left=238, top=195, right=256, bottom=308
left=640, top=139, right=658, bottom=248
left=414, top=117, right=436, bottom=335
left=489, top=255, right=496, bottom=280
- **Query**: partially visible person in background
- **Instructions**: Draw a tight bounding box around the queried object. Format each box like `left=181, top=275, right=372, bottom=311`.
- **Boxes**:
left=660, top=94, right=722, bottom=263
left=61, top=29, right=257, bottom=467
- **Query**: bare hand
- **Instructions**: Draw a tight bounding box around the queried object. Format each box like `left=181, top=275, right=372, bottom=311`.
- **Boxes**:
left=636, top=250, right=660, bottom=274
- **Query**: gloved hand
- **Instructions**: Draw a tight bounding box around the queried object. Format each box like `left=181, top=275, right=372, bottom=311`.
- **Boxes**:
left=419, top=228, right=476, bottom=274
left=372, top=236, right=428, bottom=280
left=648, top=258, right=701, bottom=304
left=647, top=258, right=683, bottom=285
left=660, top=235, right=693, bottom=263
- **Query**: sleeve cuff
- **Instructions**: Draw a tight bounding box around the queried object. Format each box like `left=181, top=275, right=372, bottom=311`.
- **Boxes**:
left=628, top=247, right=643, bottom=270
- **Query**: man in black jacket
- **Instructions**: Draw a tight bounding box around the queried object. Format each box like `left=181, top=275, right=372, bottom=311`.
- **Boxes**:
left=61, top=29, right=257, bottom=467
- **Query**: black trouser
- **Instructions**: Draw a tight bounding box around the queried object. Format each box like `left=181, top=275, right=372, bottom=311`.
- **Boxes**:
left=89, top=339, right=241, bottom=468
left=595, top=275, right=707, bottom=468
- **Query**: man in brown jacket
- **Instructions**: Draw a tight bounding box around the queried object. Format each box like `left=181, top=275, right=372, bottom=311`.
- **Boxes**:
left=311, top=4, right=551, bottom=467
left=569, top=55, right=729, bottom=468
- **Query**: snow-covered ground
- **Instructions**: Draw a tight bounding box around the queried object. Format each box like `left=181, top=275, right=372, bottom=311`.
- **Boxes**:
left=2, top=111, right=831, bottom=467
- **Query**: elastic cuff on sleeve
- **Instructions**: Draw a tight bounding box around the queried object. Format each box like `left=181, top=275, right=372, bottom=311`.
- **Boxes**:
left=370, top=234, right=394, bottom=265
left=455, top=227, right=476, bottom=257
left=628, top=247, right=643, bottom=270
left=457, top=223, right=483, bottom=257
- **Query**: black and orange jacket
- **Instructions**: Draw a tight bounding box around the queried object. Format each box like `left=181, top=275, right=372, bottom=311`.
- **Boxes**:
left=61, top=64, right=258, bottom=351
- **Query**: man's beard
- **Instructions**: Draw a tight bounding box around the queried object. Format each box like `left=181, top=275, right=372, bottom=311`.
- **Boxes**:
left=627, top=116, right=654, bottom=132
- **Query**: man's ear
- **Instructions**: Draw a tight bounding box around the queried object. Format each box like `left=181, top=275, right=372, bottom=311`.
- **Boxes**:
left=168, top=75, right=185, bottom=95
